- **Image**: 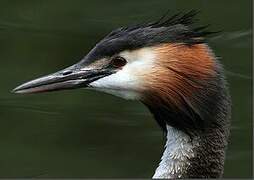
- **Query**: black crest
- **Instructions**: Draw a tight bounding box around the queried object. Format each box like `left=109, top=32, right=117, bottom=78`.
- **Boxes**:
left=84, top=10, right=216, bottom=62
left=107, top=10, right=213, bottom=43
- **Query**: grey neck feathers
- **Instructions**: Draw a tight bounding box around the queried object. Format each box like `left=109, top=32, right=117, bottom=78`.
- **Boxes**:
left=153, top=122, right=230, bottom=178
left=153, top=125, right=199, bottom=178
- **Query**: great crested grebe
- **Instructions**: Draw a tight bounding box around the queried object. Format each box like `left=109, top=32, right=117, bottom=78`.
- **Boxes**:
left=13, top=11, right=231, bottom=178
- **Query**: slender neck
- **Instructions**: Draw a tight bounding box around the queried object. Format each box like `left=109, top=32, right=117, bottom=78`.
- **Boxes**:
left=152, top=123, right=229, bottom=179
left=153, top=125, right=199, bottom=179
left=142, top=52, right=231, bottom=178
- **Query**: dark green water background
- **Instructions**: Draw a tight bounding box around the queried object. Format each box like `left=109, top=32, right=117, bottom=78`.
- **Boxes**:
left=0, top=0, right=252, bottom=178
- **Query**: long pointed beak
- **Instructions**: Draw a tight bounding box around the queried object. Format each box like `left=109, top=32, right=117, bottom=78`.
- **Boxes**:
left=12, top=64, right=113, bottom=94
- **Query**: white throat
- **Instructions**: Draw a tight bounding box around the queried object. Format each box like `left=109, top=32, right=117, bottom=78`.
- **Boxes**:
left=153, top=125, right=199, bottom=179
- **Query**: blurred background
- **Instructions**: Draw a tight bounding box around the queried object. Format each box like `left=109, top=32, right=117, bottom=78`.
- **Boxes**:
left=0, top=0, right=252, bottom=178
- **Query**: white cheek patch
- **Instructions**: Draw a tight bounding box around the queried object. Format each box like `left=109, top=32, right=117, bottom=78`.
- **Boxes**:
left=89, top=47, right=155, bottom=100
left=92, top=88, right=140, bottom=100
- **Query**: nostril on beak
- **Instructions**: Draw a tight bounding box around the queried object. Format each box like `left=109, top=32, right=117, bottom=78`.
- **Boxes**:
left=62, top=70, right=73, bottom=76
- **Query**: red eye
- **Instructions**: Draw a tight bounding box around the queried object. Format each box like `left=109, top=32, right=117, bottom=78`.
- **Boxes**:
left=111, top=56, right=127, bottom=68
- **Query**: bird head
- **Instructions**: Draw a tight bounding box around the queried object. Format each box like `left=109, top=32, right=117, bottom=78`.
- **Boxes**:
left=13, top=11, right=222, bottom=133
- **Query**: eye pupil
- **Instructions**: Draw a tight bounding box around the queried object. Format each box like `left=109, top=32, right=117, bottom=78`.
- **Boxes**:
left=111, top=56, right=127, bottom=68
